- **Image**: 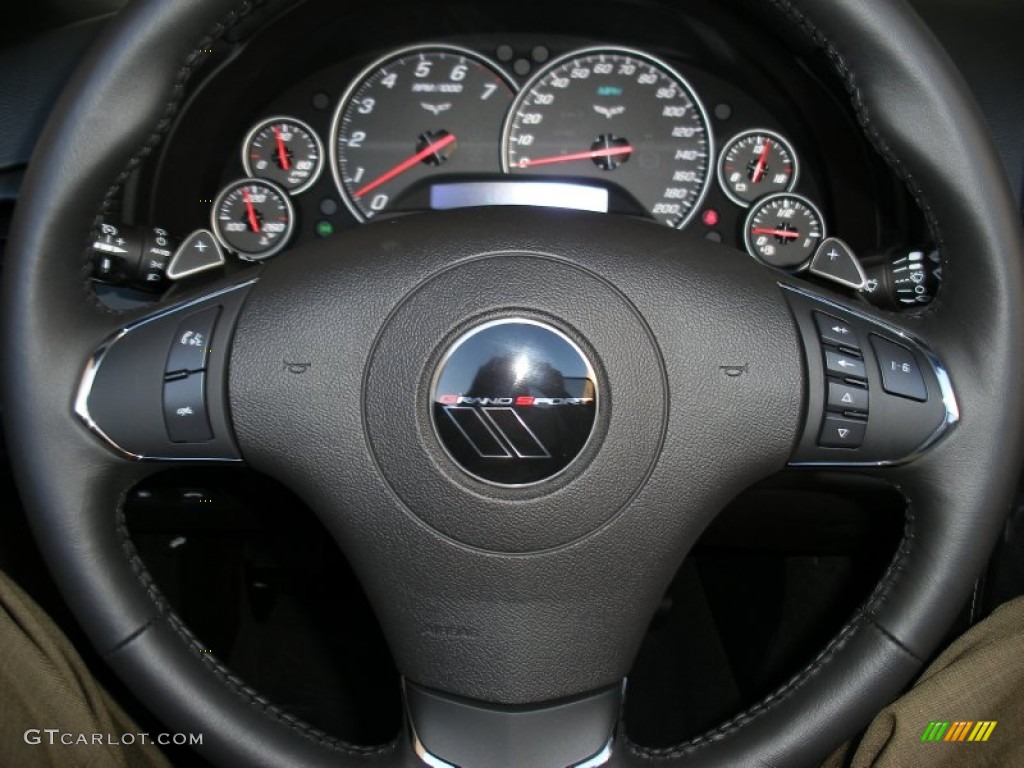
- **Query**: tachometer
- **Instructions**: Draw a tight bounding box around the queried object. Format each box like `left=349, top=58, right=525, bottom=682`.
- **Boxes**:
left=503, top=47, right=713, bottom=228
left=331, top=44, right=516, bottom=221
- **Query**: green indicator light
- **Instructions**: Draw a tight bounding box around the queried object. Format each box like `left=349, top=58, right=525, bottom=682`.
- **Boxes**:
left=316, top=220, right=334, bottom=238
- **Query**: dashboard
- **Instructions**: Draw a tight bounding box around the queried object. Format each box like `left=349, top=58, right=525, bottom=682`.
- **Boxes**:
left=84, top=0, right=936, bottom=311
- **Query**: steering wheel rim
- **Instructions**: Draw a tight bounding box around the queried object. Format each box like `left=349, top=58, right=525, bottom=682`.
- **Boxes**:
left=4, top=0, right=1024, bottom=766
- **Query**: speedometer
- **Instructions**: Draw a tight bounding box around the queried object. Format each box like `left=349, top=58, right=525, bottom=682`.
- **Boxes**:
left=503, top=47, right=713, bottom=228
left=331, top=44, right=515, bottom=221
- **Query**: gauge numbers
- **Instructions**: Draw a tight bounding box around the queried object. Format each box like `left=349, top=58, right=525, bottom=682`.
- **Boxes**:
left=331, top=44, right=515, bottom=221
left=503, top=47, right=713, bottom=229
left=717, top=129, right=797, bottom=206
left=243, top=117, right=324, bottom=194
left=744, top=192, right=825, bottom=269
left=211, top=179, right=295, bottom=261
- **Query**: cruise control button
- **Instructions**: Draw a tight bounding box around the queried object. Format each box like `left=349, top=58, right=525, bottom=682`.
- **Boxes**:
left=814, top=312, right=859, bottom=349
left=871, top=335, right=927, bottom=401
left=819, top=414, right=867, bottom=448
left=163, top=372, right=213, bottom=442
left=824, top=349, right=866, bottom=380
left=827, top=379, right=869, bottom=412
left=166, top=306, right=219, bottom=375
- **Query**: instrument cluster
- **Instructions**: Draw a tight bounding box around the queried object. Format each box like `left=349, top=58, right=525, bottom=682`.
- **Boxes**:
left=207, top=41, right=823, bottom=267
left=94, top=29, right=935, bottom=312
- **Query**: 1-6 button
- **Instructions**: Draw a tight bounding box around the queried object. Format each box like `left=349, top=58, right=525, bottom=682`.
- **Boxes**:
left=871, top=335, right=927, bottom=402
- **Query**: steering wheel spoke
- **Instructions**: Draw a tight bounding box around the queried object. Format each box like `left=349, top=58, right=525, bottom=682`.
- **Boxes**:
left=405, top=679, right=620, bottom=768
left=783, top=284, right=958, bottom=468
left=76, top=280, right=254, bottom=462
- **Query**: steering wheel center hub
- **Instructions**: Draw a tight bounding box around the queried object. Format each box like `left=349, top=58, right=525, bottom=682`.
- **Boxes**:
left=430, top=318, right=599, bottom=486
left=357, top=244, right=668, bottom=553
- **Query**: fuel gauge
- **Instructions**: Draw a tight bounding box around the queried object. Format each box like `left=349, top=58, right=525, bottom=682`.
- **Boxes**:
left=243, top=116, right=324, bottom=194
left=744, top=192, right=825, bottom=270
left=718, top=129, right=797, bottom=207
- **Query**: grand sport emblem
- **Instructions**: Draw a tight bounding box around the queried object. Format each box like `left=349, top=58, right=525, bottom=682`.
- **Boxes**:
left=431, top=319, right=598, bottom=485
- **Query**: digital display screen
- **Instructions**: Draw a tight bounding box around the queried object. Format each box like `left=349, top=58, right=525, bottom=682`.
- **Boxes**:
left=430, top=181, right=610, bottom=214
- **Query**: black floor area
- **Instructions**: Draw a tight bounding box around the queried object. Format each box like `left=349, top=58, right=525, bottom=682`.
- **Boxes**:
left=624, top=478, right=904, bottom=745
left=125, top=470, right=402, bottom=746
left=8, top=451, right=1016, bottom=759
left=120, top=469, right=906, bottom=751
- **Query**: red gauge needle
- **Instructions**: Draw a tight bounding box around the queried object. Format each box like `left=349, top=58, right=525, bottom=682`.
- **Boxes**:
left=751, top=140, right=772, bottom=183
left=241, top=188, right=261, bottom=233
left=516, top=144, right=634, bottom=169
left=353, top=133, right=458, bottom=199
left=273, top=125, right=290, bottom=171
left=752, top=227, right=798, bottom=239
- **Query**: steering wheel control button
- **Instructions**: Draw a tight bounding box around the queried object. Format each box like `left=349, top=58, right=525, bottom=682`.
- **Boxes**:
left=818, top=414, right=867, bottom=448
left=814, top=311, right=859, bottom=350
left=808, top=237, right=868, bottom=290
left=163, top=372, right=213, bottom=442
left=824, top=348, right=866, bottom=380
left=827, top=379, right=869, bottom=413
left=165, top=307, right=220, bottom=376
left=431, top=319, right=598, bottom=486
left=166, top=230, right=225, bottom=281
left=871, top=335, right=928, bottom=401
left=76, top=283, right=251, bottom=460
left=783, top=285, right=957, bottom=465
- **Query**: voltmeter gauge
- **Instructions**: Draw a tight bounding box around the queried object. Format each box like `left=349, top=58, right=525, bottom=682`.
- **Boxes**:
left=242, top=117, right=324, bottom=194
left=211, top=179, right=295, bottom=261
left=743, top=192, right=825, bottom=270
left=717, top=129, right=797, bottom=207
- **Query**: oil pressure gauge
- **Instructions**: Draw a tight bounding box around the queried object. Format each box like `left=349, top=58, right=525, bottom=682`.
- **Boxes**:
left=243, top=117, right=324, bottom=194
left=718, top=129, right=797, bottom=207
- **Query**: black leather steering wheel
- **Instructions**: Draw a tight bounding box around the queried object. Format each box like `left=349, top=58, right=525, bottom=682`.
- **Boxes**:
left=4, top=0, right=1024, bottom=766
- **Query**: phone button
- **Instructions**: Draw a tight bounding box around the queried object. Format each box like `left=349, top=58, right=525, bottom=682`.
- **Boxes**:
left=165, top=306, right=220, bottom=376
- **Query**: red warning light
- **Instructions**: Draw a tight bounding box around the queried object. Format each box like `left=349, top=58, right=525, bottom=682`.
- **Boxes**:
left=702, top=208, right=720, bottom=227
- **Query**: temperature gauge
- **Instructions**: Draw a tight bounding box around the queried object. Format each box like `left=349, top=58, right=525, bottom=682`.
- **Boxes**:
left=211, top=179, right=295, bottom=261
left=743, top=192, right=825, bottom=270
left=243, top=117, right=324, bottom=194
left=718, top=129, right=797, bottom=207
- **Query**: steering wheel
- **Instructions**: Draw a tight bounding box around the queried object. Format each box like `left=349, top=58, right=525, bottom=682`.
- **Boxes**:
left=5, top=0, right=1024, bottom=765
